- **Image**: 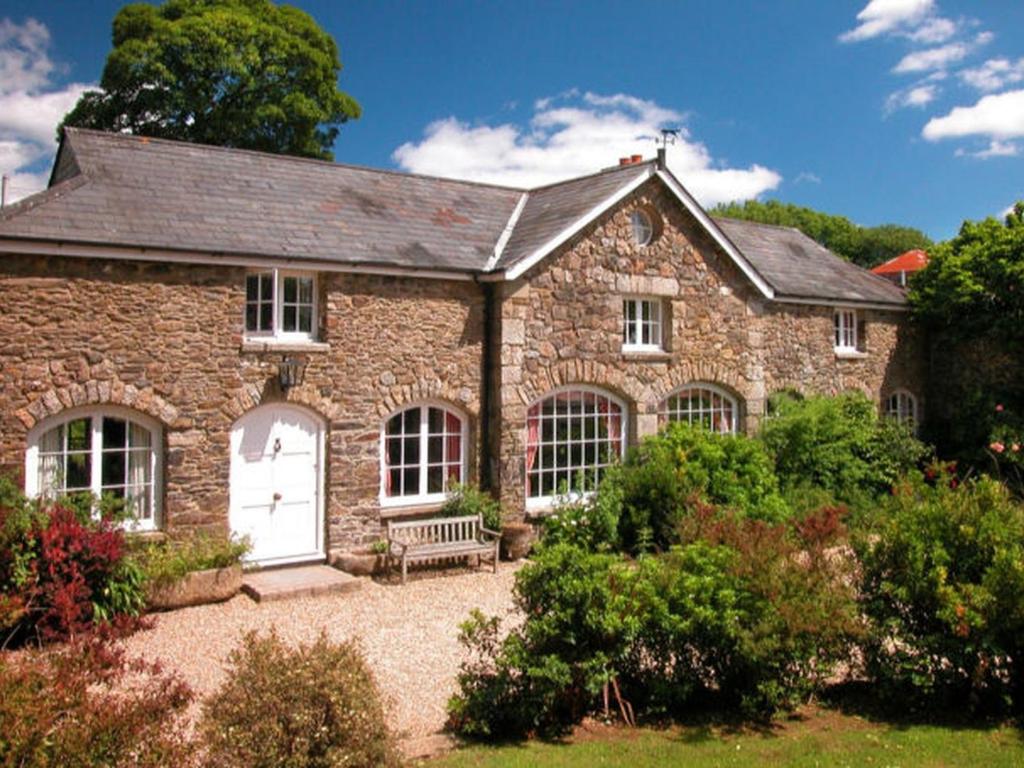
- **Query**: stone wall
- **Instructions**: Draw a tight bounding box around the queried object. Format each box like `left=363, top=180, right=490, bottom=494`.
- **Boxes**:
left=0, top=254, right=484, bottom=551
left=492, top=178, right=925, bottom=514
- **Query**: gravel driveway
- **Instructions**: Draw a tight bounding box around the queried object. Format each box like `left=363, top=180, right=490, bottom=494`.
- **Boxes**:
left=123, top=563, right=522, bottom=739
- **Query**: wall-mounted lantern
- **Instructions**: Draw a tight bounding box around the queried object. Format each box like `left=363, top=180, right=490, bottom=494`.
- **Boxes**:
left=278, top=356, right=306, bottom=391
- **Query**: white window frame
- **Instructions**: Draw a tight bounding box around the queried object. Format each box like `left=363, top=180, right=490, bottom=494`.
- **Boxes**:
left=834, top=308, right=858, bottom=353
left=244, top=269, right=318, bottom=342
left=630, top=209, right=654, bottom=246
left=660, top=383, right=740, bottom=434
left=24, top=406, right=162, bottom=531
left=622, top=297, right=664, bottom=352
left=885, top=390, right=918, bottom=426
left=524, top=385, right=627, bottom=512
left=379, top=402, right=468, bottom=508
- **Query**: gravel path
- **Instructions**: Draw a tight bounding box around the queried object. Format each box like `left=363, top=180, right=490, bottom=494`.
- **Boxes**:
left=123, top=563, right=522, bottom=739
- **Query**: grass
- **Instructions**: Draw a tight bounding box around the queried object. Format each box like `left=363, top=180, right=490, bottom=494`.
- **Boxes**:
left=425, top=707, right=1024, bottom=767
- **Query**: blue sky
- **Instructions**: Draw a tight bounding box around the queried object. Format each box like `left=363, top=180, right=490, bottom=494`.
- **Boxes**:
left=1, top=1, right=1022, bottom=240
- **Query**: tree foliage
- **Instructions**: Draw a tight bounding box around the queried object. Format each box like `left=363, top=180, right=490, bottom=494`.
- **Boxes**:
left=711, top=199, right=932, bottom=269
left=60, top=0, right=361, bottom=159
left=910, top=202, right=1024, bottom=345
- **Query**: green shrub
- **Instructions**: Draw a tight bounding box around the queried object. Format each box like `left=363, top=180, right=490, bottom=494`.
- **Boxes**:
left=600, top=423, right=790, bottom=553
left=201, top=630, right=399, bottom=768
left=439, top=483, right=502, bottom=531
left=539, top=495, right=621, bottom=553
left=858, top=471, right=1024, bottom=713
left=0, top=635, right=195, bottom=767
left=448, top=543, right=637, bottom=738
left=132, top=532, right=250, bottom=588
left=760, top=391, right=929, bottom=503
left=449, top=507, right=860, bottom=736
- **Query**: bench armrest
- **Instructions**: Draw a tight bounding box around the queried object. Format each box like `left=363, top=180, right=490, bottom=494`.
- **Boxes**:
left=387, top=537, right=409, bottom=555
left=479, top=527, right=502, bottom=540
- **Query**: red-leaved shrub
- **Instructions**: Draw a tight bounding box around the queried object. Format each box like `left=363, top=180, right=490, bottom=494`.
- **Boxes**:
left=0, top=635, right=195, bottom=767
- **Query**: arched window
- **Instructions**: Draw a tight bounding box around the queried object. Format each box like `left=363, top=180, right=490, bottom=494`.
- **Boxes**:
left=660, top=384, right=739, bottom=434
left=25, top=407, right=161, bottom=530
left=381, top=403, right=466, bottom=506
left=885, top=390, right=918, bottom=426
left=525, top=387, right=626, bottom=508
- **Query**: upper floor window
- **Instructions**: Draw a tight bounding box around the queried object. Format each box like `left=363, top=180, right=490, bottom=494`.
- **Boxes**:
left=381, top=404, right=466, bottom=506
left=660, top=384, right=739, bottom=434
left=630, top=210, right=654, bottom=246
left=245, top=270, right=316, bottom=340
left=525, top=387, right=625, bottom=509
left=834, top=309, right=858, bottom=353
left=25, top=408, right=161, bottom=530
left=885, top=390, right=918, bottom=427
left=622, top=298, right=663, bottom=352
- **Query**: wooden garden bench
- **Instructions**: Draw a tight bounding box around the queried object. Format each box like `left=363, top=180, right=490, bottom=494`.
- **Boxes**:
left=386, top=514, right=500, bottom=584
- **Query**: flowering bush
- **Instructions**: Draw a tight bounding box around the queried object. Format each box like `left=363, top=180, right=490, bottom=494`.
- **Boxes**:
left=201, top=630, right=399, bottom=768
left=0, top=634, right=194, bottom=767
left=858, top=472, right=1024, bottom=713
left=988, top=403, right=1024, bottom=496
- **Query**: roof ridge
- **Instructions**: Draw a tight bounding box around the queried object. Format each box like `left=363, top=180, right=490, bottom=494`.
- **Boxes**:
left=64, top=127, right=531, bottom=194
left=524, top=159, right=656, bottom=193
left=712, top=215, right=807, bottom=236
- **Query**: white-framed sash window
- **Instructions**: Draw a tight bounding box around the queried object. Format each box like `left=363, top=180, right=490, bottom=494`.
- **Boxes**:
left=245, top=269, right=317, bottom=341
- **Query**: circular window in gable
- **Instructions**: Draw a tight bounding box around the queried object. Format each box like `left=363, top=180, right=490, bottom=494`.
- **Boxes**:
left=630, top=209, right=656, bottom=247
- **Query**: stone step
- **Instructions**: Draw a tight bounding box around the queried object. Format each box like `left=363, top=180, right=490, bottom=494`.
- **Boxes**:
left=241, top=564, right=362, bottom=603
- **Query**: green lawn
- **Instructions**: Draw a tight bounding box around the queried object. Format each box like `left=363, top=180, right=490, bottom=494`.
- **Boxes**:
left=426, top=709, right=1024, bottom=768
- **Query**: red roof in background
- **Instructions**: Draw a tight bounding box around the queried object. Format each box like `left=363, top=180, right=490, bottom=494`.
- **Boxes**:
left=871, top=249, right=929, bottom=275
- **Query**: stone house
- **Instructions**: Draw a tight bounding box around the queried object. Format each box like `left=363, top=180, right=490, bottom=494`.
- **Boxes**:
left=0, top=129, right=923, bottom=565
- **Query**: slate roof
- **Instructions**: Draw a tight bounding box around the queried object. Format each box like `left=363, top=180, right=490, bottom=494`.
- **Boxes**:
left=0, top=129, right=905, bottom=307
left=713, top=217, right=908, bottom=306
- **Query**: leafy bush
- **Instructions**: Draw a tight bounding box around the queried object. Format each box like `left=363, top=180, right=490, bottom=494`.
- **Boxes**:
left=449, top=506, right=860, bottom=736
left=0, top=634, right=194, bottom=767
left=201, top=630, right=399, bottom=768
left=448, top=543, right=636, bottom=738
left=1, top=489, right=145, bottom=646
left=539, top=496, right=621, bottom=553
left=760, top=391, right=929, bottom=505
left=132, top=532, right=250, bottom=588
left=439, top=483, right=503, bottom=531
left=600, top=423, right=790, bottom=553
left=858, top=471, right=1024, bottom=713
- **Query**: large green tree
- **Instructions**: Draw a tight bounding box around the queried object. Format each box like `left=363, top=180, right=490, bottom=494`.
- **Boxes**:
left=61, top=0, right=360, bottom=159
left=711, top=199, right=932, bottom=269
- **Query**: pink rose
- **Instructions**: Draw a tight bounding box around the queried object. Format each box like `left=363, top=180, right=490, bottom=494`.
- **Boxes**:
left=991, top=441, right=1005, bottom=454
left=1013, top=443, right=1021, bottom=452
left=996, top=404, right=1004, bottom=412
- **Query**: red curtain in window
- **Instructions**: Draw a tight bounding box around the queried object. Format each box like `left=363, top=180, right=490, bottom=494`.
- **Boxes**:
left=525, top=404, right=540, bottom=495
left=597, top=396, right=623, bottom=456
left=446, top=411, right=462, bottom=482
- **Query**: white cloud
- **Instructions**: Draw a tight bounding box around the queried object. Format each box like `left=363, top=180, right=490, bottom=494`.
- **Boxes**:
left=893, top=42, right=970, bottom=73
left=392, top=91, right=781, bottom=207
left=794, top=171, right=822, bottom=185
left=886, top=83, right=939, bottom=112
left=0, top=18, right=91, bottom=204
left=840, top=0, right=936, bottom=43
left=907, top=16, right=957, bottom=44
left=955, top=140, right=1019, bottom=159
left=960, top=58, right=1024, bottom=92
left=923, top=89, right=1024, bottom=141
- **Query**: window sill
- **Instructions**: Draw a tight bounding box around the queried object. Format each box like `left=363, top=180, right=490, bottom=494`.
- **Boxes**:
left=379, top=500, right=447, bottom=519
left=622, top=349, right=672, bottom=363
left=834, top=349, right=869, bottom=360
left=241, top=339, right=330, bottom=354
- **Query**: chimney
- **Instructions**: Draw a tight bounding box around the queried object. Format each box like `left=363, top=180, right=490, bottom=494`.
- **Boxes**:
left=619, top=157, right=631, bottom=166
left=656, top=147, right=666, bottom=170
left=630, top=154, right=643, bottom=164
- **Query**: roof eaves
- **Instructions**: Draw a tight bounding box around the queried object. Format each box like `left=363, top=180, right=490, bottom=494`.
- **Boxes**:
left=772, top=294, right=908, bottom=311
left=656, top=170, right=775, bottom=300
left=503, top=167, right=653, bottom=281
left=484, top=192, right=529, bottom=272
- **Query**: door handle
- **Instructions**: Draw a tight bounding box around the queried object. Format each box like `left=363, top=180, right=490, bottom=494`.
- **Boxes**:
left=272, top=492, right=282, bottom=502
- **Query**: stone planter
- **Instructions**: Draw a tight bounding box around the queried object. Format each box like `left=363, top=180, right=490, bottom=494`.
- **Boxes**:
left=332, top=549, right=388, bottom=576
left=145, top=563, right=242, bottom=611
left=501, top=522, right=535, bottom=561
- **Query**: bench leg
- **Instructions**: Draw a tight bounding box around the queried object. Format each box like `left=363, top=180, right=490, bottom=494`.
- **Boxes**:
left=401, top=555, right=408, bottom=585
left=493, top=542, right=499, bottom=573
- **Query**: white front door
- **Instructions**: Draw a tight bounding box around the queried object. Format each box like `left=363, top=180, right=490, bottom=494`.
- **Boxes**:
left=229, top=405, right=323, bottom=565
